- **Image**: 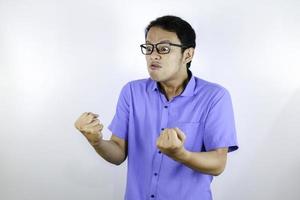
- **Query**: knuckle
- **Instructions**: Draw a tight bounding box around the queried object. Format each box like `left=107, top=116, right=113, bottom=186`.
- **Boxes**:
left=156, top=141, right=160, bottom=147
left=82, top=127, right=89, bottom=133
left=74, top=121, right=78, bottom=128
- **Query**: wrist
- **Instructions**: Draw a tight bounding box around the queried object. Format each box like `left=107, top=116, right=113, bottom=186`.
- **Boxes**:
left=91, top=135, right=103, bottom=148
left=173, top=148, right=190, bottom=163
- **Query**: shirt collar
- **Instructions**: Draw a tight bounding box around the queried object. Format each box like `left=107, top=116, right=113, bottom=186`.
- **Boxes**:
left=150, top=70, right=196, bottom=97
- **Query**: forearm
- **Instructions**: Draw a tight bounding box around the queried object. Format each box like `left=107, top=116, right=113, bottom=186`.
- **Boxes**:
left=92, top=139, right=126, bottom=165
left=174, top=148, right=227, bottom=176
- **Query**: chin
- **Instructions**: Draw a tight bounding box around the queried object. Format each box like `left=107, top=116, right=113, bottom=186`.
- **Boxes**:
left=148, top=74, right=160, bottom=82
left=149, top=75, right=159, bottom=81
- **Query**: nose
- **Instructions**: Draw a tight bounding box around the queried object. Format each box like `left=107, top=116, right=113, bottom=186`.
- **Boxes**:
left=150, top=48, right=161, bottom=60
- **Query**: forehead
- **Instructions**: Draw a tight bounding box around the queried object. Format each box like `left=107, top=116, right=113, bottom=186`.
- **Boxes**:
left=146, top=26, right=180, bottom=43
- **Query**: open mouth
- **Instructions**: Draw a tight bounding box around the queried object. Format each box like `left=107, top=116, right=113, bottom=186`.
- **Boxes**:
left=149, top=64, right=162, bottom=70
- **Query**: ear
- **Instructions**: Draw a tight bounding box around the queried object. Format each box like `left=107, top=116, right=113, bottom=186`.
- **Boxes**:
left=182, top=48, right=195, bottom=65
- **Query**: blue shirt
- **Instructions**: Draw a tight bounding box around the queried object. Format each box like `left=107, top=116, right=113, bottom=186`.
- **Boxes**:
left=108, top=70, right=238, bottom=200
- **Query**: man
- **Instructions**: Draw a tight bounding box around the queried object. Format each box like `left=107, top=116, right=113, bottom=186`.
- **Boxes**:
left=75, top=15, right=238, bottom=200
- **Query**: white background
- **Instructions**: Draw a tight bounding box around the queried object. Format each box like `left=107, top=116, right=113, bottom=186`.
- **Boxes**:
left=1, top=0, right=299, bottom=199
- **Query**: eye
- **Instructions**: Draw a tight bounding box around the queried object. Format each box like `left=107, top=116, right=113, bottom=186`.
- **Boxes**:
left=141, top=44, right=153, bottom=54
left=146, top=46, right=152, bottom=51
left=158, top=45, right=170, bottom=53
left=144, top=45, right=153, bottom=53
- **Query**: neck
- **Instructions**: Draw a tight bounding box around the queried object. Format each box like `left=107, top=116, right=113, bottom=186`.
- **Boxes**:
left=158, top=70, right=190, bottom=99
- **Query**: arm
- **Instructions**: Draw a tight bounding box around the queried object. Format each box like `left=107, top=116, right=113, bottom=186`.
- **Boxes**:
left=157, top=128, right=228, bottom=176
left=74, top=112, right=127, bottom=166
left=92, top=135, right=127, bottom=165
left=173, top=147, right=228, bottom=176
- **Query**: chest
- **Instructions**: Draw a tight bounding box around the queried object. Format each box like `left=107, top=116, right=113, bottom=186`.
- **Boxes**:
left=129, top=92, right=207, bottom=151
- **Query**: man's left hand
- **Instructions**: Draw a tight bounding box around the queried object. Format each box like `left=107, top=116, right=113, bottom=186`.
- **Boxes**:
left=156, top=127, right=187, bottom=160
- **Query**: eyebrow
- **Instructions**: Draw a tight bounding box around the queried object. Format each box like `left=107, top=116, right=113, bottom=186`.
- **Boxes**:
left=146, top=40, right=171, bottom=44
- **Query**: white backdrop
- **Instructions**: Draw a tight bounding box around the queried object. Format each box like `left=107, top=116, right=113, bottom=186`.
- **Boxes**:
left=1, top=0, right=299, bottom=199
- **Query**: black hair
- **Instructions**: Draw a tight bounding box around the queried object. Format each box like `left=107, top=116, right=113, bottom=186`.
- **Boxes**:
left=145, top=15, right=196, bottom=69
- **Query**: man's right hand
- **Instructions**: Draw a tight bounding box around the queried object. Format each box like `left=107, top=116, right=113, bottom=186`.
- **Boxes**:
left=74, top=112, right=104, bottom=146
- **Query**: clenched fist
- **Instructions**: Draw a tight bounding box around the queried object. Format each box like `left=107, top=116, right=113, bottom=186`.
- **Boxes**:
left=156, top=127, right=186, bottom=160
left=74, top=112, right=104, bottom=146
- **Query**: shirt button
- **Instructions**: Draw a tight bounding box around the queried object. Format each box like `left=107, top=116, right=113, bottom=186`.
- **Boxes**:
left=158, top=151, right=161, bottom=154
left=164, top=105, right=168, bottom=108
left=151, top=194, right=155, bottom=198
left=161, top=128, right=164, bottom=130
left=154, top=173, right=158, bottom=176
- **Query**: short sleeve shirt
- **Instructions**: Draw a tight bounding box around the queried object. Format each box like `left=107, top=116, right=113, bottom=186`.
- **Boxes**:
left=108, top=70, right=238, bottom=200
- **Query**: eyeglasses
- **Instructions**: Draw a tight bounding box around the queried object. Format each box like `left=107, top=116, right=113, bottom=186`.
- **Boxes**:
left=140, top=42, right=187, bottom=55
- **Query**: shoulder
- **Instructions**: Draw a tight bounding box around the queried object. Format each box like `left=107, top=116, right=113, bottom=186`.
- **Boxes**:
left=127, top=78, right=151, bottom=86
left=121, top=78, right=153, bottom=92
left=117, top=78, right=153, bottom=101
left=194, top=76, right=230, bottom=97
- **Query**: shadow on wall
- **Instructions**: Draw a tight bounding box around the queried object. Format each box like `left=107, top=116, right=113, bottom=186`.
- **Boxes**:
left=250, top=88, right=300, bottom=199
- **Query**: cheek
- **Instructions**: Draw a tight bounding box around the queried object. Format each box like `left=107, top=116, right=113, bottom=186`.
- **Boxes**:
left=168, top=54, right=181, bottom=66
left=145, top=56, right=151, bottom=64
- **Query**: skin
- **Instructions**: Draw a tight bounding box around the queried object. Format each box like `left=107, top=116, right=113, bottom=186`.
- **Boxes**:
left=74, top=26, right=228, bottom=176
left=146, top=26, right=194, bottom=100
left=74, top=112, right=126, bottom=165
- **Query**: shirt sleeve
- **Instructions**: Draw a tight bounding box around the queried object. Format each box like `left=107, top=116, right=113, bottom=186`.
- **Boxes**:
left=108, top=83, right=131, bottom=141
left=203, top=87, right=238, bottom=152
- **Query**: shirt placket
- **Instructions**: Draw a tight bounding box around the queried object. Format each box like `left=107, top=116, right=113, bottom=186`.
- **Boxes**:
left=148, top=92, right=170, bottom=200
